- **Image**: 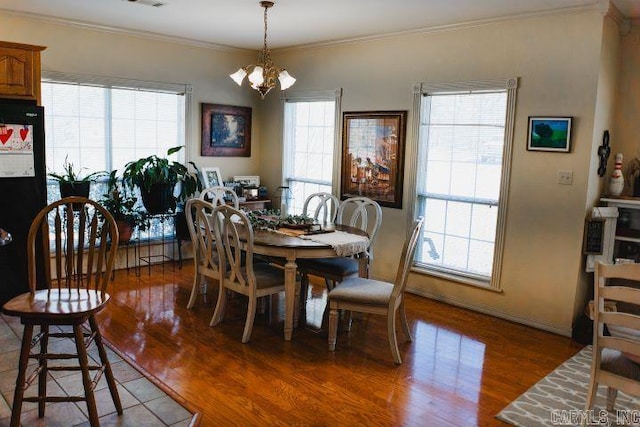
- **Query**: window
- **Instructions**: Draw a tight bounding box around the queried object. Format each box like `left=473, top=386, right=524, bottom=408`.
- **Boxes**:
left=414, top=79, right=517, bottom=289
left=41, top=72, right=190, bottom=239
left=282, top=90, right=341, bottom=215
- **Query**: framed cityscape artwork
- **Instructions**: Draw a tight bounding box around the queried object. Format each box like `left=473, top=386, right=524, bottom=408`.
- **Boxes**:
left=340, top=111, right=407, bottom=209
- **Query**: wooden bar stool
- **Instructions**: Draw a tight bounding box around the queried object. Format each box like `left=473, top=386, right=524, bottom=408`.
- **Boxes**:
left=1, top=197, right=122, bottom=426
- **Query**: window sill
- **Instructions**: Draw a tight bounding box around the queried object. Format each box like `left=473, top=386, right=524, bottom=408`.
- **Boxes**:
left=410, top=264, right=503, bottom=293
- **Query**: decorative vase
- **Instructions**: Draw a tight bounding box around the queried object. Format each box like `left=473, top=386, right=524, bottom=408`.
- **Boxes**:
left=608, top=153, right=624, bottom=197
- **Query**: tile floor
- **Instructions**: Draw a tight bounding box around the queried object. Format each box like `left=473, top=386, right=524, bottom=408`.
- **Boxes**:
left=0, top=314, right=196, bottom=426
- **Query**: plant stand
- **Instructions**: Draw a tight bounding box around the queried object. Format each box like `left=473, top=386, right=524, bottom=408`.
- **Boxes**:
left=136, top=213, right=178, bottom=275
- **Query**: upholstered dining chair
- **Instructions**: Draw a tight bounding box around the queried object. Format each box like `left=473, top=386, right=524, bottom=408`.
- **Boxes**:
left=1, top=197, right=122, bottom=426
left=327, top=217, right=424, bottom=365
left=302, top=192, right=340, bottom=224
left=584, top=262, right=640, bottom=418
left=297, top=196, right=383, bottom=291
left=209, top=204, right=286, bottom=343
left=199, top=185, right=240, bottom=208
left=185, top=198, right=219, bottom=309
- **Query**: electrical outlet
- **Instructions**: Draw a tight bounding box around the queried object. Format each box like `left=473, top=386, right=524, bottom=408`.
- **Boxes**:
left=558, top=170, right=573, bottom=185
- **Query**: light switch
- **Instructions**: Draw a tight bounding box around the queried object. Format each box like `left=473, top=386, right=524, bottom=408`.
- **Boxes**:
left=558, top=170, right=573, bottom=185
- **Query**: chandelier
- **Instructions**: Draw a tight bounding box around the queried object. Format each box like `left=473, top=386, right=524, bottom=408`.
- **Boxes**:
left=229, top=1, right=295, bottom=98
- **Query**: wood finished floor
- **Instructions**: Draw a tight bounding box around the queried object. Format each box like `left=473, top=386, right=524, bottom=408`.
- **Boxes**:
left=97, top=263, right=583, bottom=426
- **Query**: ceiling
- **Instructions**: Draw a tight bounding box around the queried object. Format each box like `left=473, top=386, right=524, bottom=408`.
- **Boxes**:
left=1, top=0, right=639, bottom=50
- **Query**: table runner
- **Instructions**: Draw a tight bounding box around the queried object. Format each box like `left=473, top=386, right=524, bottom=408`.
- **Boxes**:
left=298, top=230, right=369, bottom=257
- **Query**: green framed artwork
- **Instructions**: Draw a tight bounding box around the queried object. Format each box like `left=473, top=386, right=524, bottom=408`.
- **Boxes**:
left=527, top=116, right=572, bottom=152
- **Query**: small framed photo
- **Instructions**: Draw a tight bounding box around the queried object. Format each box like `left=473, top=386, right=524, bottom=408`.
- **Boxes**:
left=201, top=167, right=223, bottom=188
left=527, top=117, right=572, bottom=152
left=233, top=176, right=260, bottom=187
left=201, top=103, right=252, bottom=157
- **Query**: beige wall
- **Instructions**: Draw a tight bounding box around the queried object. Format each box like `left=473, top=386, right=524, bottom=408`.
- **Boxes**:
left=0, top=12, right=263, bottom=182
left=616, top=22, right=640, bottom=189
left=3, top=7, right=630, bottom=336
left=260, top=10, right=610, bottom=335
left=574, top=15, right=622, bottom=323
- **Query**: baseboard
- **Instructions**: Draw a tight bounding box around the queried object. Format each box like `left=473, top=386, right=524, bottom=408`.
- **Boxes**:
left=405, top=287, right=572, bottom=337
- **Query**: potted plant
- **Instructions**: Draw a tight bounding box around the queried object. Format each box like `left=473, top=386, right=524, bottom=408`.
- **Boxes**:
left=48, top=156, right=105, bottom=199
left=48, top=157, right=105, bottom=211
left=100, top=170, right=146, bottom=244
left=121, top=146, right=202, bottom=214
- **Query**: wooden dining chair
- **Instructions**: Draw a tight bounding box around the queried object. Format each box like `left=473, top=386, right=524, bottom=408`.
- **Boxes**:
left=185, top=198, right=219, bottom=309
left=209, top=204, right=286, bottom=343
left=199, top=186, right=240, bottom=208
left=298, top=196, right=383, bottom=291
left=584, top=262, right=640, bottom=417
left=328, top=217, right=424, bottom=365
left=302, top=192, right=340, bottom=224
left=1, top=197, right=122, bottom=426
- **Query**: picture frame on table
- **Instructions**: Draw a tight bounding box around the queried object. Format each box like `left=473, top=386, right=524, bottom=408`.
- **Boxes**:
left=233, top=176, right=260, bottom=187
left=340, top=110, right=407, bottom=209
left=201, top=166, right=223, bottom=188
left=201, top=103, right=252, bottom=157
left=527, top=116, right=572, bottom=152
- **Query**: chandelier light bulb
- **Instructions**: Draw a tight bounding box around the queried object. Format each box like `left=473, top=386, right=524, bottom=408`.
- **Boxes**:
left=230, top=68, right=247, bottom=86
left=278, top=70, right=296, bottom=90
left=248, top=66, right=265, bottom=86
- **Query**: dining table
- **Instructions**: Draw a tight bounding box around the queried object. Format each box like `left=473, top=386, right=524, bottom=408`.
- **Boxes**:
left=246, top=224, right=369, bottom=341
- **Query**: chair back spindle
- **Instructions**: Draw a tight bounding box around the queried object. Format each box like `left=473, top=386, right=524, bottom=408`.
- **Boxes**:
left=200, top=186, right=240, bottom=208
left=391, top=217, right=424, bottom=302
left=336, top=196, right=382, bottom=256
left=303, top=192, right=340, bottom=224
left=27, top=197, right=118, bottom=298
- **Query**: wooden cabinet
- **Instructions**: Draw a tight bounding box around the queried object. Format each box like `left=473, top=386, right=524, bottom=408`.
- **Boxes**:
left=0, top=41, right=46, bottom=104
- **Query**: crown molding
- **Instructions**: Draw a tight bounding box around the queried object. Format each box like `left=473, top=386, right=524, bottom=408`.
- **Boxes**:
left=0, top=8, right=252, bottom=54
left=602, top=0, right=632, bottom=34
left=276, top=3, right=607, bottom=53
left=0, top=3, right=615, bottom=54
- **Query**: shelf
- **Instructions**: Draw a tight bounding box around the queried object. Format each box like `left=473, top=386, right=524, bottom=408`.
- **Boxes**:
left=601, top=197, right=640, bottom=209
left=616, top=227, right=640, bottom=239
left=615, top=236, right=640, bottom=244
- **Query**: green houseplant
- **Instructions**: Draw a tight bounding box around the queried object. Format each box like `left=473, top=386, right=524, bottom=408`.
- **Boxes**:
left=48, top=156, right=105, bottom=199
left=121, top=146, right=202, bottom=214
left=100, top=170, right=145, bottom=243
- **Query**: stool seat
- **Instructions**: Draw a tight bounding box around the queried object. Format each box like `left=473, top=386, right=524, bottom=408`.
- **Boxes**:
left=3, top=289, right=109, bottom=319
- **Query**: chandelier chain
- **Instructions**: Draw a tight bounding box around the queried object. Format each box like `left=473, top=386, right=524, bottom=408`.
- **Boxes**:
left=263, top=4, right=268, bottom=55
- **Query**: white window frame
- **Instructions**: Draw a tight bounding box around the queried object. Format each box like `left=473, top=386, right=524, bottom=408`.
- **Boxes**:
left=281, top=89, right=342, bottom=212
left=408, top=78, right=518, bottom=291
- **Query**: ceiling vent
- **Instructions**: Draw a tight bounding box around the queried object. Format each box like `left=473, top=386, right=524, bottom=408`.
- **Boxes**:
left=125, top=0, right=166, bottom=7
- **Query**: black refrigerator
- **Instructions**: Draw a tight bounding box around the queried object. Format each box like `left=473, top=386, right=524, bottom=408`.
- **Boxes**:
left=0, top=101, right=46, bottom=306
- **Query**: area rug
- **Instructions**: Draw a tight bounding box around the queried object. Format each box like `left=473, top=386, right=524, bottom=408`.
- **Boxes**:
left=0, top=313, right=200, bottom=426
left=497, top=346, right=640, bottom=426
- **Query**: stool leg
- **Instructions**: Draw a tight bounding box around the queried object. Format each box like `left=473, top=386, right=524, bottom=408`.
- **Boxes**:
left=11, top=323, right=34, bottom=427
left=38, top=324, right=50, bottom=418
left=89, top=316, right=122, bottom=415
left=73, top=323, right=99, bottom=426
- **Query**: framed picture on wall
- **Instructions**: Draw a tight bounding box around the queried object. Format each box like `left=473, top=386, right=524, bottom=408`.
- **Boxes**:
left=340, top=111, right=407, bottom=209
left=527, top=117, right=572, bottom=152
left=201, top=103, right=252, bottom=157
left=200, top=166, right=223, bottom=188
